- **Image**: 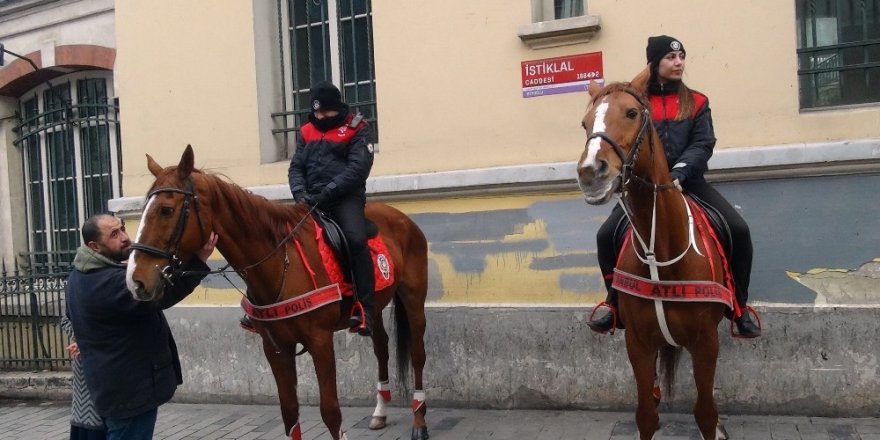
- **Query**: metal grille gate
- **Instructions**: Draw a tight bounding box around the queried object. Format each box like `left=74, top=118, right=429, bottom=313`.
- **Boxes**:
left=0, top=253, right=72, bottom=371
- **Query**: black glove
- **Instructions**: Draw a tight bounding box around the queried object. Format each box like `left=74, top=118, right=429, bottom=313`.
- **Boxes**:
left=293, top=191, right=310, bottom=204
left=670, top=170, right=686, bottom=187
left=312, top=186, right=333, bottom=206
left=308, top=193, right=323, bottom=206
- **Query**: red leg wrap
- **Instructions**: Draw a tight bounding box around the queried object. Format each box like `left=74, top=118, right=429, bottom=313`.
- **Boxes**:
left=289, top=423, right=301, bottom=440
left=379, top=389, right=392, bottom=402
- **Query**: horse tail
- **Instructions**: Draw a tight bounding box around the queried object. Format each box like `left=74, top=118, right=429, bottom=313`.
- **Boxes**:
left=393, top=292, right=412, bottom=396
left=658, top=345, right=682, bottom=400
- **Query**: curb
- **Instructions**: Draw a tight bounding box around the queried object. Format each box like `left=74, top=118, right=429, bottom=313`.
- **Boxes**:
left=0, top=371, right=71, bottom=401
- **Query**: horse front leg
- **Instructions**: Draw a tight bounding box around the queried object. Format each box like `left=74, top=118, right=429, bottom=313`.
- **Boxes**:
left=626, top=332, right=660, bottom=440
left=368, top=312, right=391, bottom=430
left=309, top=331, right=344, bottom=440
left=262, top=336, right=302, bottom=439
left=691, top=334, right=726, bottom=439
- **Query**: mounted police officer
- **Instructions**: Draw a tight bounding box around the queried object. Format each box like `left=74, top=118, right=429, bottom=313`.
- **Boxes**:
left=588, top=35, right=761, bottom=338
left=290, top=81, right=376, bottom=336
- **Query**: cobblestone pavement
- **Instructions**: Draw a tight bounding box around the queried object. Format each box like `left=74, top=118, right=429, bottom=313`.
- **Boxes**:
left=1, top=399, right=879, bottom=439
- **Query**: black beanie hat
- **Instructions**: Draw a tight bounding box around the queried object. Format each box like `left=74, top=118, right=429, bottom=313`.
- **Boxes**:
left=645, top=35, right=685, bottom=69
left=309, top=81, right=344, bottom=112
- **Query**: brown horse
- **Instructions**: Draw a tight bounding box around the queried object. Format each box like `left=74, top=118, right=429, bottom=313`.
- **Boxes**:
left=125, top=146, right=429, bottom=440
left=576, top=68, right=729, bottom=440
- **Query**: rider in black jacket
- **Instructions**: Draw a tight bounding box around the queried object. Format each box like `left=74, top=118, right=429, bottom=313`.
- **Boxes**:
left=588, top=35, right=761, bottom=338
left=290, top=81, right=376, bottom=336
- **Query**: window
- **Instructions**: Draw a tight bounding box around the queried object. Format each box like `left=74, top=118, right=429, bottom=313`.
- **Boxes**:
left=796, top=0, right=880, bottom=109
left=276, top=0, right=377, bottom=156
left=533, top=0, right=585, bottom=22
left=15, top=73, right=122, bottom=266
left=519, top=0, right=599, bottom=50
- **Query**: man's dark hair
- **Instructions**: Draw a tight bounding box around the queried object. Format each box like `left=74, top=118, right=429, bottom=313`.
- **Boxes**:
left=81, top=213, right=115, bottom=244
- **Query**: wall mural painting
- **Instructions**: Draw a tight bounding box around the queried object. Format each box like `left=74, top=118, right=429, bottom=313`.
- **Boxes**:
left=179, top=174, right=879, bottom=307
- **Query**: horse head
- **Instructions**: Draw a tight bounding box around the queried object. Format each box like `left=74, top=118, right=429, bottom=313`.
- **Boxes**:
left=576, top=67, right=654, bottom=205
left=126, top=145, right=214, bottom=302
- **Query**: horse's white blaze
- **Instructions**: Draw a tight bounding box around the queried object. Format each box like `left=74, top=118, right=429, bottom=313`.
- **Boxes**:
left=578, top=100, right=610, bottom=171
left=125, top=195, right=156, bottom=295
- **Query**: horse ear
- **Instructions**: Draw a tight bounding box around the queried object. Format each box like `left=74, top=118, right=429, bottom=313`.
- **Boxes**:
left=630, top=66, right=651, bottom=95
left=178, top=145, right=195, bottom=179
left=588, top=80, right=603, bottom=99
left=146, top=154, right=163, bottom=177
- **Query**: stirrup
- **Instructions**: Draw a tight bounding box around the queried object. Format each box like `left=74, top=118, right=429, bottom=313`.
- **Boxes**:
left=731, top=305, right=762, bottom=339
left=239, top=315, right=258, bottom=333
left=587, top=301, right=619, bottom=335
left=348, top=301, right=371, bottom=336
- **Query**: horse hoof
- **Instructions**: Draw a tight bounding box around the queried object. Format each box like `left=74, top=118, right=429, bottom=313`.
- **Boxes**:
left=411, top=426, right=429, bottom=440
left=369, top=416, right=386, bottom=430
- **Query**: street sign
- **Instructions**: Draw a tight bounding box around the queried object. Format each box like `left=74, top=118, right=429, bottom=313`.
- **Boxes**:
left=521, top=52, right=604, bottom=98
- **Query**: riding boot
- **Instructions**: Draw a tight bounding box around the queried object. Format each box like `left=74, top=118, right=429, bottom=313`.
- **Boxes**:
left=732, top=286, right=761, bottom=337
left=588, top=289, right=621, bottom=333
left=734, top=308, right=761, bottom=338
left=347, top=248, right=375, bottom=337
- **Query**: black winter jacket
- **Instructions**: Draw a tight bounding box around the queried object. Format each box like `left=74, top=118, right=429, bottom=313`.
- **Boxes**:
left=648, top=81, right=716, bottom=183
left=288, top=112, right=373, bottom=204
left=65, top=246, right=208, bottom=419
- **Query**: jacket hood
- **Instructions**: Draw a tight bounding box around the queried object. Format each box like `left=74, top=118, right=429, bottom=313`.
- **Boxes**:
left=73, top=245, right=126, bottom=272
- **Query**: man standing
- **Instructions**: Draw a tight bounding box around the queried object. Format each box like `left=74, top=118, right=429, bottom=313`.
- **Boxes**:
left=65, top=214, right=217, bottom=440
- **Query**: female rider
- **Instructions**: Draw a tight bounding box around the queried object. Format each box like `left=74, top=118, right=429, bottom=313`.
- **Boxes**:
left=588, top=35, right=761, bottom=338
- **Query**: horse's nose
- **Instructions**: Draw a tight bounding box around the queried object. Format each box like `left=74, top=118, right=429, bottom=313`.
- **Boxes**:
left=129, top=279, right=146, bottom=298
left=578, top=156, right=609, bottom=183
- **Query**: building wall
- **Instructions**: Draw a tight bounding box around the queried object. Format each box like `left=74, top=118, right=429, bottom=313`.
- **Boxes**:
left=114, top=0, right=273, bottom=194
left=114, top=170, right=879, bottom=308
left=107, top=0, right=880, bottom=307
left=0, top=0, right=116, bottom=264
left=111, top=1, right=880, bottom=193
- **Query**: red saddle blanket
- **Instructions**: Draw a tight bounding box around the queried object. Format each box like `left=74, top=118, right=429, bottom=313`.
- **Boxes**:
left=612, top=196, right=739, bottom=315
left=314, top=219, right=395, bottom=296
left=240, top=220, right=396, bottom=321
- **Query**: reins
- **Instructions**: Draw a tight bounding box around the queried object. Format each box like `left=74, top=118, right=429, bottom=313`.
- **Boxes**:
left=130, top=177, right=319, bottom=295
left=590, top=87, right=702, bottom=280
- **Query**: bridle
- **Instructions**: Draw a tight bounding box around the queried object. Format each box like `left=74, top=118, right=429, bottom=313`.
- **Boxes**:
left=129, top=177, right=318, bottom=292
left=130, top=178, right=206, bottom=285
left=585, top=88, right=655, bottom=190
left=585, top=87, right=701, bottom=280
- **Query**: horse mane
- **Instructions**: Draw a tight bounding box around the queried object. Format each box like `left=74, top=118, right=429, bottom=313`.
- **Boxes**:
left=584, top=81, right=647, bottom=119
left=599, top=81, right=646, bottom=101
left=163, top=168, right=314, bottom=244
left=208, top=171, right=312, bottom=241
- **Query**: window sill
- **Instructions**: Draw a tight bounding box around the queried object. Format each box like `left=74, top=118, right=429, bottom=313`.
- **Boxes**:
left=517, top=15, right=601, bottom=50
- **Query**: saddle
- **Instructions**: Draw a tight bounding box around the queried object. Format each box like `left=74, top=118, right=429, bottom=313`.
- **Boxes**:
left=313, top=210, right=379, bottom=278
left=613, top=194, right=732, bottom=258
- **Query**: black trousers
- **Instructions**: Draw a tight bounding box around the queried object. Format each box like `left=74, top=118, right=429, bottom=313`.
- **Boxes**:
left=596, top=179, right=753, bottom=306
left=324, top=195, right=375, bottom=308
